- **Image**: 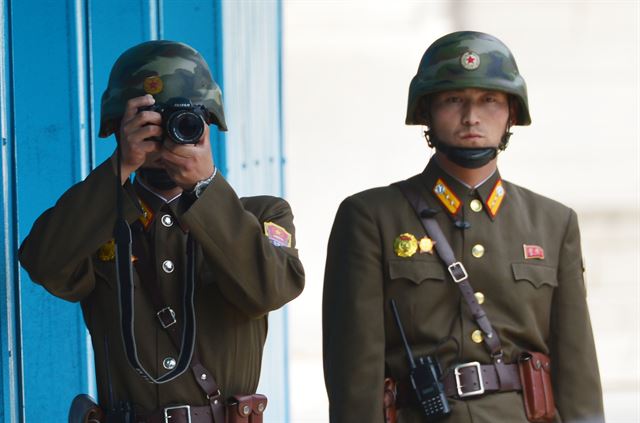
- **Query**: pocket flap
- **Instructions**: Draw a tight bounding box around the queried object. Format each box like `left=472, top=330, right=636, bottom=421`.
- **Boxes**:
left=388, top=260, right=445, bottom=284
left=512, top=263, right=557, bottom=288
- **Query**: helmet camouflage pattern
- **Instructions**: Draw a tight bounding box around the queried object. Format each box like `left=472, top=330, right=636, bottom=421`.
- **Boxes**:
left=406, top=31, right=531, bottom=126
left=99, top=40, right=227, bottom=138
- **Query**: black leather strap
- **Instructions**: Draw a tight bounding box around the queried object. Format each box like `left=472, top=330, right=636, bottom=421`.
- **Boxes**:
left=394, top=180, right=503, bottom=359
left=131, top=225, right=225, bottom=422
left=115, top=221, right=196, bottom=384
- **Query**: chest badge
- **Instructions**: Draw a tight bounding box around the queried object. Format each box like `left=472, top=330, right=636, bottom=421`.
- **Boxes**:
left=394, top=233, right=418, bottom=258
left=97, top=239, right=137, bottom=262
left=418, top=236, right=435, bottom=254
left=523, top=244, right=545, bottom=260
left=98, top=239, right=116, bottom=261
left=264, top=222, right=292, bottom=247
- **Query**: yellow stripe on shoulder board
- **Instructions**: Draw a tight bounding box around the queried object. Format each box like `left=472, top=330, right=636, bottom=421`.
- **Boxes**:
left=264, top=221, right=292, bottom=248
left=138, top=198, right=154, bottom=230
left=433, top=178, right=461, bottom=215
left=486, top=179, right=506, bottom=218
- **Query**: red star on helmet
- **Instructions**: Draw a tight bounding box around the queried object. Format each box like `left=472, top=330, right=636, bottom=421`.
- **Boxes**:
left=467, top=56, right=476, bottom=64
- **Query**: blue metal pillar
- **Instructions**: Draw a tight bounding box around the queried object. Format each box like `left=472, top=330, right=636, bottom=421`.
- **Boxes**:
left=221, top=2, right=289, bottom=421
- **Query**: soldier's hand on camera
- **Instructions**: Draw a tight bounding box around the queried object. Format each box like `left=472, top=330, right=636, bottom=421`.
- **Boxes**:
left=160, top=122, right=215, bottom=191
left=116, top=95, right=162, bottom=184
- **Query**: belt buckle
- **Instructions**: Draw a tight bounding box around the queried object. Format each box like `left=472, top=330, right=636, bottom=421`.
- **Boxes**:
left=447, top=262, right=468, bottom=283
left=157, top=307, right=177, bottom=329
left=164, top=405, right=191, bottom=423
left=454, top=361, right=485, bottom=398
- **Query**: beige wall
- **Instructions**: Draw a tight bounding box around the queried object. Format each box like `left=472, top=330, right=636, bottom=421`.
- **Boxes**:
left=283, top=1, right=639, bottom=421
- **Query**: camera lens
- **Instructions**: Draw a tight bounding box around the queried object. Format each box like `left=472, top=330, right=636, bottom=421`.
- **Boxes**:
left=167, top=111, right=204, bottom=144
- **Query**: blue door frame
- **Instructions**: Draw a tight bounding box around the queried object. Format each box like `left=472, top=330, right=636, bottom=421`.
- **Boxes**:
left=0, top=1, right=287, bottom=421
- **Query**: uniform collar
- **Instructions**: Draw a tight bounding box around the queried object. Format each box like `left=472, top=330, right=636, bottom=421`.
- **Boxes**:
left=133, top=178, right=182, bottom=230
left=419, top=158, right=506, bottom=220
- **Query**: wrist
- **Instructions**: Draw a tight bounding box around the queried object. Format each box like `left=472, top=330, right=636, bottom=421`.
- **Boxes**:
left=188, top=168, right=217, bottom=198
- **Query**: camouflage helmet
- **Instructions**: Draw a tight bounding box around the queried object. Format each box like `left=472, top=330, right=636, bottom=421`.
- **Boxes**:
left=99, top=40, right=227, bottom=138
left=406, top=31, right=531, bottom=126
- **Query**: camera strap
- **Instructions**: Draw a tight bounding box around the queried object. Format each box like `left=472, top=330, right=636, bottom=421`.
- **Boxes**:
left=131, top=225, right=225, bottom=423
left=113, top=139, right=197, bottom=385
left=394, top=180, right=504, bottom=360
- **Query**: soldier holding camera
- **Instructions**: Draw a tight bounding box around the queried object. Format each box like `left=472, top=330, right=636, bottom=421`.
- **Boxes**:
left=323, top=31, right=604, bottom=423
left=19, top=40, right=305, bottom=423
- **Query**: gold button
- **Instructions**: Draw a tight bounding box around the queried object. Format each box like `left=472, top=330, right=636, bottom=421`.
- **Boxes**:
left=470, top=199, right=483, bottom=212
left=474, top=292, right=485, bottom=304
left=471, top=244, right=485, bottom=258
left=471, top=329, right=483, bottom=343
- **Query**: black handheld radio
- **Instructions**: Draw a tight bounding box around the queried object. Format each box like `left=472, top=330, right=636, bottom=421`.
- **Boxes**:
left=389, top=299, right=451, bottom=421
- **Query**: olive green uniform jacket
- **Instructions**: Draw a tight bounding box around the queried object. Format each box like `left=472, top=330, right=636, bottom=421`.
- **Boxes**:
left=19, top=157, right=305, bottom=413
left=323, top=159, right=603, bottom=423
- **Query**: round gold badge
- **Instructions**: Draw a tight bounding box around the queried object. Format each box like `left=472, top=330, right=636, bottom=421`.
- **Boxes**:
left=98, top=239, right=116, bottom=261
left=394, top=233, right=418, bottom=258
left=143, top=76, right=164, bottom=94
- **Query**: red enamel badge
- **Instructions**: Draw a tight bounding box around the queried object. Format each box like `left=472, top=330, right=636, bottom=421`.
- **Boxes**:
left=523, top=244, right=545, bottom=260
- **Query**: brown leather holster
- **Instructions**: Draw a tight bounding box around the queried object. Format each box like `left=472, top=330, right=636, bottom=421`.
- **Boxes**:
left=68, top=394, right=105, bottom=423
left=518, top=352, right=556, bottom=423
left=226, top=394, right=268, bottom=423
left=383, top=378, right=398, bottom=423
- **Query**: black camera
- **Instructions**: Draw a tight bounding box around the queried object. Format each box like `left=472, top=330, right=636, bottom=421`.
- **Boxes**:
left=138, top=96, right=208, bottom=144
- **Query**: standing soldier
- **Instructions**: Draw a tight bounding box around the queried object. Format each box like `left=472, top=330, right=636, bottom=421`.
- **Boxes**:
left=323, top=31, right=604, bottom=423
left=19, top=40, right=305, bottom=422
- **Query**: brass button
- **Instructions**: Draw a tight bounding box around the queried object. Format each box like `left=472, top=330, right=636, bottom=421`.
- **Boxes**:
left=471, top=329, right=483, bottom=343
left=162, top=357, right=176, bottom=370
left=162, top=260, right=175, bottom=273
left=474, top=292, right=485, bottom=305
left=470, top=199, right=483, bottom=212
left=471, top=244, right=485, bottom=258
left=257, top=401, right=266, bottom=412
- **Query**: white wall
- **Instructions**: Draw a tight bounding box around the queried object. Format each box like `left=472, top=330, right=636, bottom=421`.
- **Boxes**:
left=284, top=1, right=639, bottom=422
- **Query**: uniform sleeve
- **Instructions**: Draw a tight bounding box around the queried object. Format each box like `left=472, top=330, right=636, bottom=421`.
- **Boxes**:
left=323, top=196, right=385, bottom=423
left=18, top=157, right=141, bottom=302
left=550, top=209, right=604, bottom=423
left=177, top=173, right=305, bottom=318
